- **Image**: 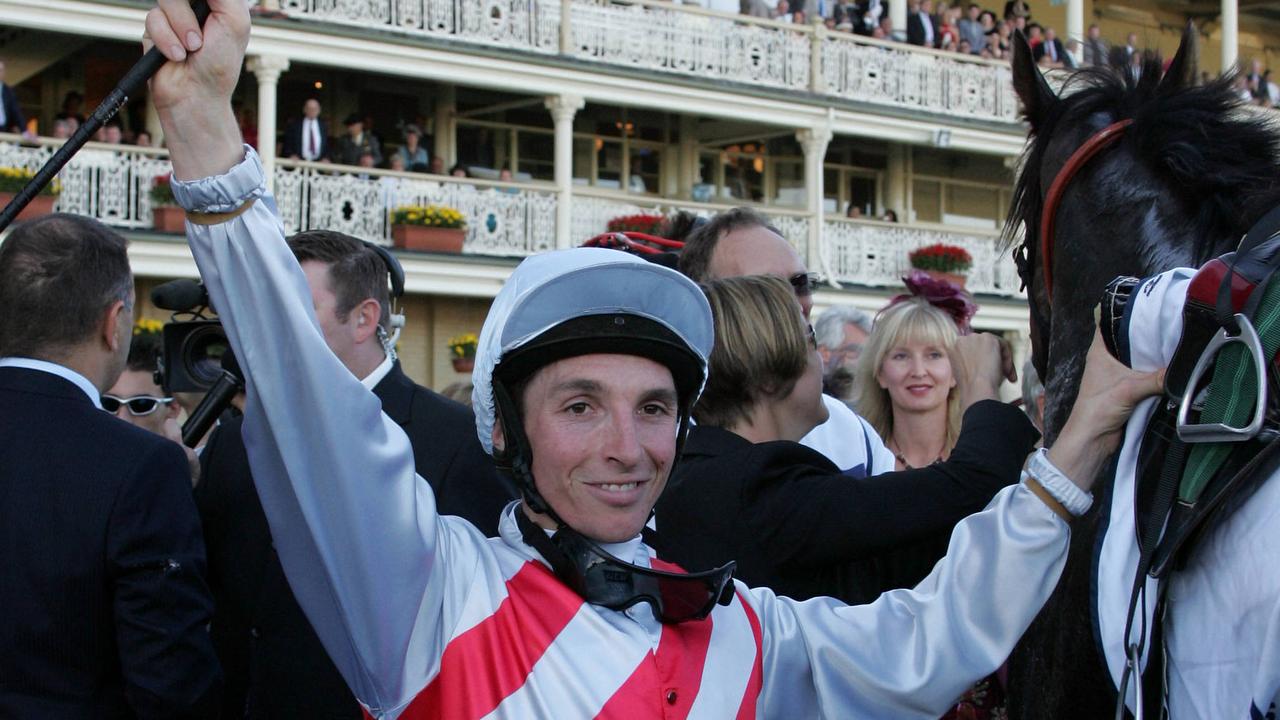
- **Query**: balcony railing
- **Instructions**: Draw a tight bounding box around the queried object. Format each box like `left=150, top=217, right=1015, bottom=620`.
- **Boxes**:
left=274, top=159, right=560, bottom=255
left=260, top=0, right=1015, bottom=124
left=0, top=136, right=1022, bottom=297
left=823, top=217, right=1022, bottom=297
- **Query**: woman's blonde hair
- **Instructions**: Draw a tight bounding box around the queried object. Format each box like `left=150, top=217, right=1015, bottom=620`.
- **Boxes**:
left=853, top=297, right=963, bottom=451
left=695, top=275, right=808, bottom=429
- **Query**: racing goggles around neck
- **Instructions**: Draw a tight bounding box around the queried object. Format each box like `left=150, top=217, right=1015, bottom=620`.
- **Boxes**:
left=102, top=394, right=174, bottom=416
left=517, top=510, right=736, bottom=624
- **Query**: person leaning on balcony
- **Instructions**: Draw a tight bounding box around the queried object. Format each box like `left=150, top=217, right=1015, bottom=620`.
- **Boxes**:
left=282, top=97, right=329, bottom=162
left=337, top=113, right=383, bottom=167
left=651, top=275, right=1035, bottom=606
left=143, top=2, right=1166, bottom=715
left=0, top=59, right=24, bottom=134
left=1082, top=24, right=1108, bottom=66
left=395, top=123, right=429, bottom=172
left=907, top=0, right=937, bottom=47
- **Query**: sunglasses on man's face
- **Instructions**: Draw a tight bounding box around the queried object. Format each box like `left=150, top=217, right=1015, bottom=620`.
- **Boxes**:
left=788, top=272, right=819, bottom=297
left=102, top=394, right=173, bottom=416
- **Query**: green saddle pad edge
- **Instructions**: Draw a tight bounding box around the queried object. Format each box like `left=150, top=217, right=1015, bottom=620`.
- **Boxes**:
left=1182, top=279, right=1280, bottom=502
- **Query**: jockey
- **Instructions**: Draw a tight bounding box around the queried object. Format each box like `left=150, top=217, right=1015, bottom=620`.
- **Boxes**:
left=145, top=1, right=1163, bottom=717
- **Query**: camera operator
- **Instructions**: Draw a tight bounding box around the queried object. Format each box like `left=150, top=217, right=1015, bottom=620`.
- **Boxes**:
left=0, top=213, right=220, bottom=716
left=106, top=327, right=202, bottom=483
left=195, top=229, right=512, bottom=719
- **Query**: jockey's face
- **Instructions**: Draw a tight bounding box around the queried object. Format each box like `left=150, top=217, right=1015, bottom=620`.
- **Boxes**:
left=508, top=353, right=679, bottom=543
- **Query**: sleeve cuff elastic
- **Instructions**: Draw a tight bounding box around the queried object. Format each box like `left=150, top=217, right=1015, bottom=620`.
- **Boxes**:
left=1023, top=447, right=1093, bottom=518
left=172, top=145, right=265, bottom=213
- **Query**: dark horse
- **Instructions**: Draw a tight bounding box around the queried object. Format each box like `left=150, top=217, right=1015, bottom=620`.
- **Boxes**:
left=1000, top=26, right=1280, bottom=718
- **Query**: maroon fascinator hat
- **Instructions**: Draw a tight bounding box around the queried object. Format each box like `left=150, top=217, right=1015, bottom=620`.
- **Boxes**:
left=887, top=269, right=978, bottom=334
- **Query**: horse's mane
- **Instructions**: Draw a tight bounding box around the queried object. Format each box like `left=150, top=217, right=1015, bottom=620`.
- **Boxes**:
left=1003, top=55, right=1280, bottom=260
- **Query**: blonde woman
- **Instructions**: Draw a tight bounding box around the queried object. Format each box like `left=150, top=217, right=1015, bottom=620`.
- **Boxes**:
left=854, top=295, right=965, bottom=470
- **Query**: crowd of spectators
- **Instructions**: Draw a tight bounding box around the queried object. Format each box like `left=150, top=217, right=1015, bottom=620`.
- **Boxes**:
left=1242, top=57, right=1280, bottom=108
left=734, top=0, right=1151, bottom=70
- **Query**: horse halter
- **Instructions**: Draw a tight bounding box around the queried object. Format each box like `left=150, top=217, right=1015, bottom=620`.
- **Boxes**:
left=1034, top=118, right=1134, bottom=302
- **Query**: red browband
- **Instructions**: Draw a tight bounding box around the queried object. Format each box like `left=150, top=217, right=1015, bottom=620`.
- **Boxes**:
left=1038, top=118, right=1134, bottom=301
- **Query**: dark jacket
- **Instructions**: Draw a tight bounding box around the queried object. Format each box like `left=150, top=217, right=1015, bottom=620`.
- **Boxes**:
left=195, top=361, right=513, bottom=719
left=1, top=83, right=23, bottom=133
left=281, top=117, right=330, bottom=161
left=653, top=400, right=1039, bottom=604
left=0, top=366, right=221, bottom=718
left=906, top=10, right=937, bottom=47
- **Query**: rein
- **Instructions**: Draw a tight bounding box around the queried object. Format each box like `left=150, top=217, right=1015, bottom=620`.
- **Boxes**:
left=1036, top=118, right=1135, bottom=302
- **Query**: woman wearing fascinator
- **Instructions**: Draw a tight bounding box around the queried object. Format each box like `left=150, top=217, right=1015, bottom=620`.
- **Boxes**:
left=854, top=269, right=979, bottom=471
left=853, top=271, right=1011, bottom=720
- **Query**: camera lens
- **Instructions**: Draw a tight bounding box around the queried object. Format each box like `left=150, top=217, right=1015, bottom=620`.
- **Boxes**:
left=181, top=324, right=230, bottom=387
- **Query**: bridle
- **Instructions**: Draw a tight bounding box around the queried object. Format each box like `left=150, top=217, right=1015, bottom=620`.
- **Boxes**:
left=1016, top=118, right=1133, bottom=380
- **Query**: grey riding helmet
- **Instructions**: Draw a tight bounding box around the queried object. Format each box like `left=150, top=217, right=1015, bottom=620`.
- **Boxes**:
left=471, top=248, right=714, bottom=491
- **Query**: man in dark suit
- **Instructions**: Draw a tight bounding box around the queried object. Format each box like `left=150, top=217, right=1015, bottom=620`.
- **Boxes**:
left=0, top=59, right=25, bottom=133
left=281, top=97, right=329, bottom=162
left=195, top=229, right=512, bottom=719
left=0, top=214, right=221, bottom=717
left=906, top=0, right=937, bottom=47
left=1033, top=26, right=1073, bottom=68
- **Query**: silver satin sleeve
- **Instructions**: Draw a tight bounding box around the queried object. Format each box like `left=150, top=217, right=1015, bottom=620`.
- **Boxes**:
left=172, top=148, right=455, bottom=715
left=750, top=482, right=1071, bottom=719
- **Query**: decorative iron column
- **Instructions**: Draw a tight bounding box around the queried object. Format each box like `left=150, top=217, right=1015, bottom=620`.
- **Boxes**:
left=545, top=93, right=584, bottom=249
left=1066, top=0, right=1083, bottom=47
left=246, top=54, right=290, bottom=192
left=1221, top=0, right=1238, bottom=73
left=797, top=125, right=832, bottom=276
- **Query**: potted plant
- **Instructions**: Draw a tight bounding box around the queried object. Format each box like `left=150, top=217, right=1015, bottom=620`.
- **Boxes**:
left=390, top=204, right=467, bottom=253
left=447, top=332, right=478, bottom=373
left=0, top=166, right=59, bottom=220
left=606, top=213, right=667, bottom=235
left=150, top=173, right=186, bottom=233
left=907, top=243, right=973, bottom=288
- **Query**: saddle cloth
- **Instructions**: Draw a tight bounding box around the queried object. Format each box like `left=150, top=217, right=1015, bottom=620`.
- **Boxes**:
left=1094, top=267, right=1280, bottom=719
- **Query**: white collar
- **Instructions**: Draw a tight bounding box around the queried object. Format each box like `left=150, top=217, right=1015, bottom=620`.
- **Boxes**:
left=359, top=352, right=394, bottom=391
left=0, top=357, right=102, bottom=409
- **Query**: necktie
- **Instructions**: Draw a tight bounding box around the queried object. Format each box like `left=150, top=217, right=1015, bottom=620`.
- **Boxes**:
left=306, top=120, right=316, bottom=159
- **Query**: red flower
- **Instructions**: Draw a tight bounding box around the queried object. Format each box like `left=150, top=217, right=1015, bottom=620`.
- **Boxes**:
left=908, top=243, right=973, bottom=273
left=607, top=213, right=666, bottom=234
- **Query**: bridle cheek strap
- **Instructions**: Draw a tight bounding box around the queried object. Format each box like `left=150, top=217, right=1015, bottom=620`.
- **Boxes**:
left=1039, top=118, right=1134, bottom=302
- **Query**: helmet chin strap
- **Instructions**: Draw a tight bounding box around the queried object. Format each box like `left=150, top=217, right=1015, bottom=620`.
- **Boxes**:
left=491, top=378, right=566, bottom=527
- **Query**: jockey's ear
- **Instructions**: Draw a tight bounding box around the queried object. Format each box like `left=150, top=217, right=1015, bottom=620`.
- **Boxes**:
left=1158, top=21, right=1198, bottom=96
left=1011, top=29, right=1057, bottom=134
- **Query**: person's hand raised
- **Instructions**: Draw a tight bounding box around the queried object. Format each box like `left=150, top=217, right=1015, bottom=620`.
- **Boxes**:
left=950, top=332, right=1017, bottom=410
left=144, top=0, right=248, bottom=180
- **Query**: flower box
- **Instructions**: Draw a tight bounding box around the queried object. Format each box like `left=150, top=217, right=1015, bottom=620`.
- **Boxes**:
left=607, top=213, right=667, bottom=235
left=0, top=192, right=55, bottom=221
left=391, top=225, right=465, bottom=253
left=152, top=206, right=186, bottom=233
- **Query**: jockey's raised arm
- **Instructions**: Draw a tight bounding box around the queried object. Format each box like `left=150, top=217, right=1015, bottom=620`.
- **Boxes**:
left=148, top=2, right=456, bottom=711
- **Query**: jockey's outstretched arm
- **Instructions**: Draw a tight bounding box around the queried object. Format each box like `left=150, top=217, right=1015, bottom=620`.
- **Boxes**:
left=146, top=1, right=463, bottom=714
